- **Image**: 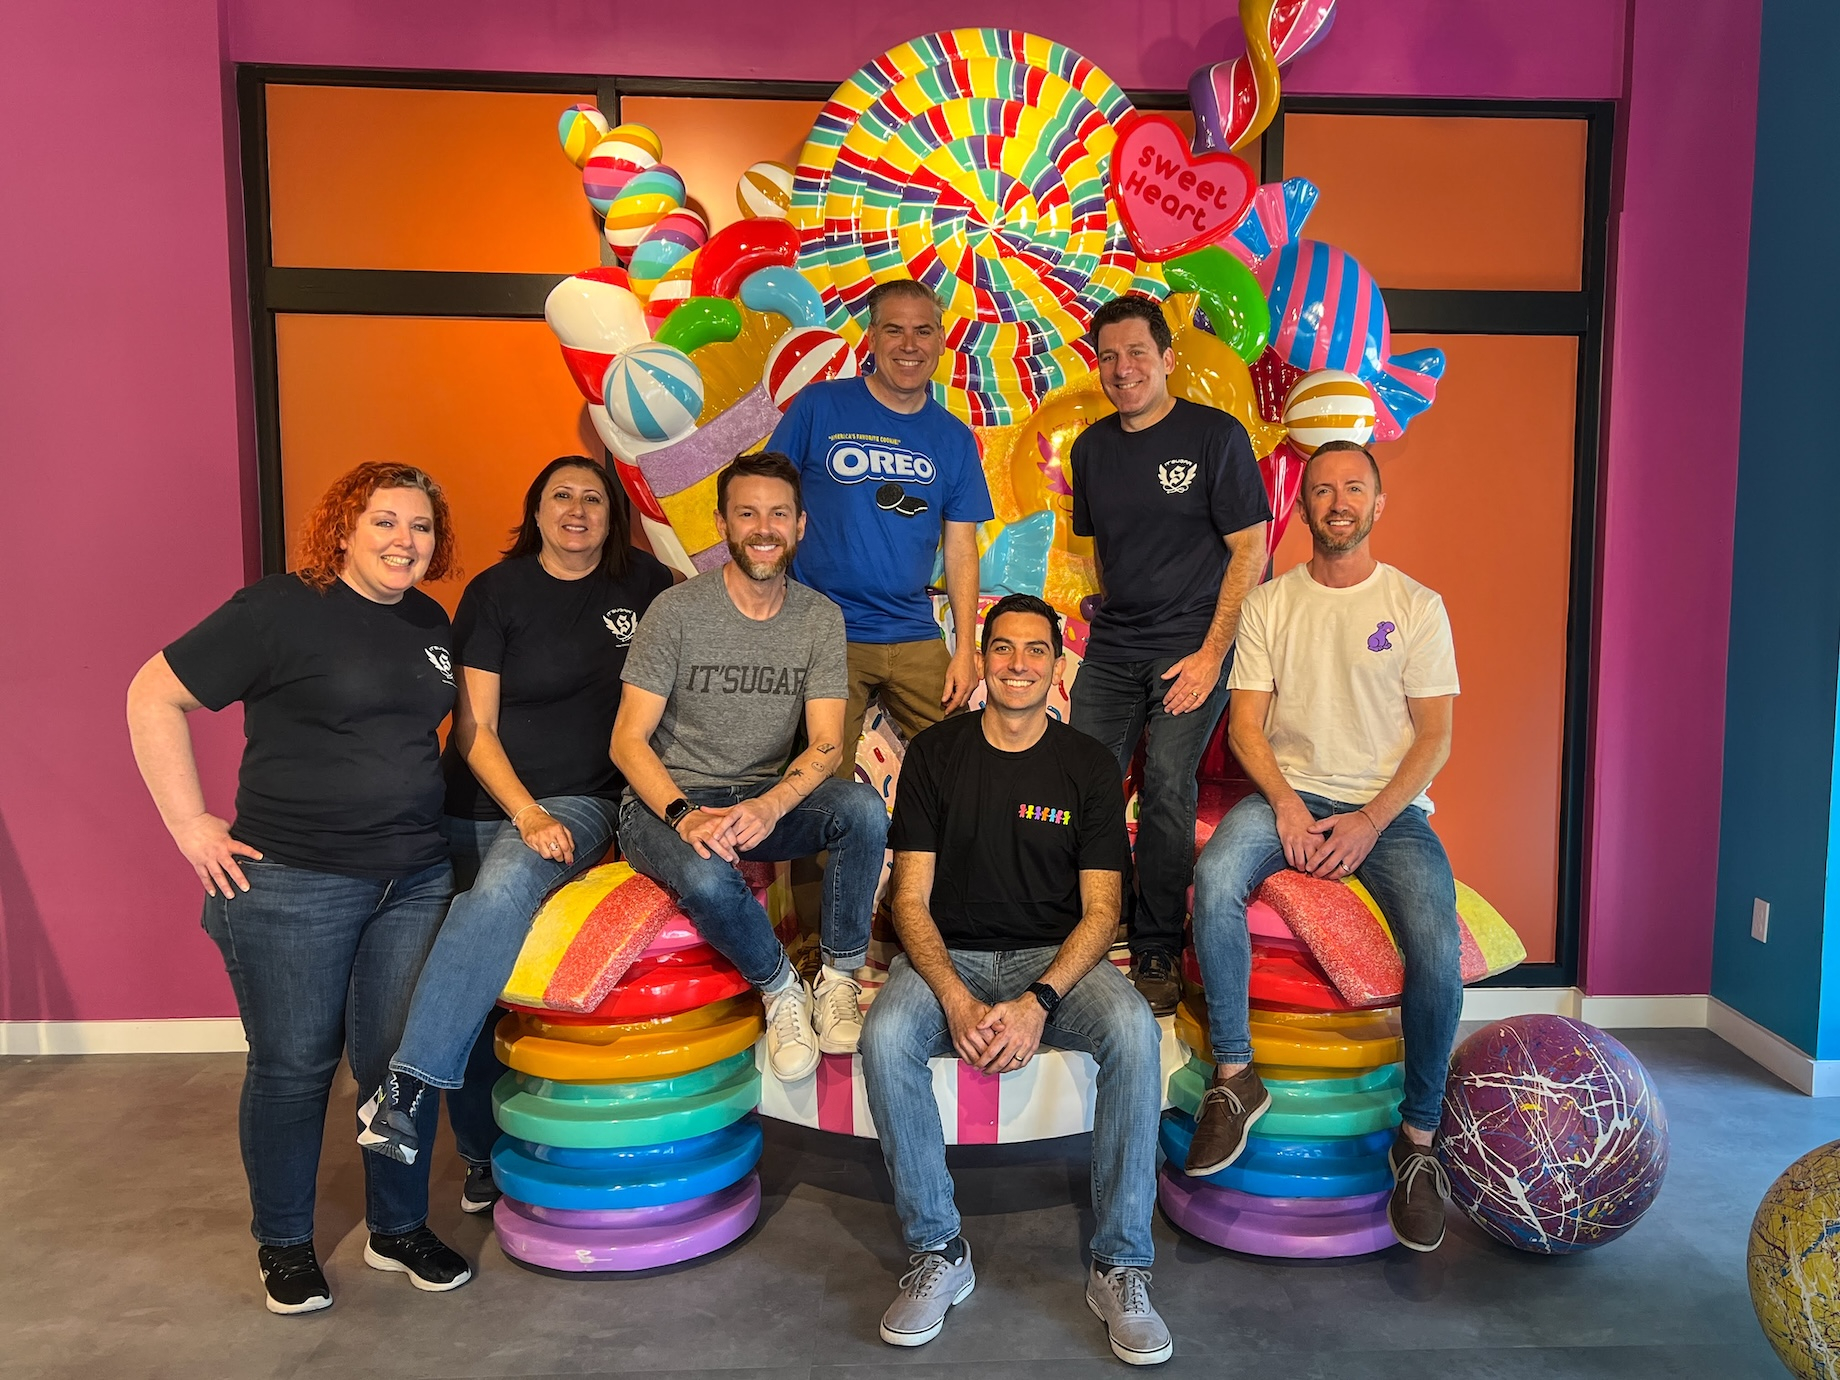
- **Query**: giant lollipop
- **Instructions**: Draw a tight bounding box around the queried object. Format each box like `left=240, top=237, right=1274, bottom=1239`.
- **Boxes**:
left=792, top=29, right=1165, bottom=426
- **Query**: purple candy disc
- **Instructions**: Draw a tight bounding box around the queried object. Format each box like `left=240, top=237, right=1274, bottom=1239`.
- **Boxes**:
left=1156, top=1164, right=1396, bottom=1259
left=495, top=1173, right=761, bottom=1271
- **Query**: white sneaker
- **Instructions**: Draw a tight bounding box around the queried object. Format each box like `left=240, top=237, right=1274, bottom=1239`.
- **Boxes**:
left=764, top=980, right=820, bottom=1081
left=813, top=970, right=865, bottom=1055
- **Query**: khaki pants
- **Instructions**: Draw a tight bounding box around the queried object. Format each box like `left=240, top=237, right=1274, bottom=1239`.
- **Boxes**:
left=838, top=638, right=955, bottom=777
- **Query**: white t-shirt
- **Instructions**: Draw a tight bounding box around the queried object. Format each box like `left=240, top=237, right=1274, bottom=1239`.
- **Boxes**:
left=1228, top=562, right=1460, bottom=812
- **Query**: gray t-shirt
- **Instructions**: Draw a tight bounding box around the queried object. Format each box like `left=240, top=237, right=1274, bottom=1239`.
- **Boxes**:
left=621, top=568, right=849, bottom=791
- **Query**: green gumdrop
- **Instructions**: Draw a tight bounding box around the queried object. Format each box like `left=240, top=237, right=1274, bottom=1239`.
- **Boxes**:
left=1165, top=247, right=1270, bottom=364
left=654, top=296, right=744, bottom=354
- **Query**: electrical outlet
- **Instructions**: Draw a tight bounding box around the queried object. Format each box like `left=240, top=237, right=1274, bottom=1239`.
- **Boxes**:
left=1752, top=898, right=1770, bottom=943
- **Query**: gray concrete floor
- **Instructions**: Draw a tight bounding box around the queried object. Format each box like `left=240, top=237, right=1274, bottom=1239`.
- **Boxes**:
left=0, top=1030, right=1822, bottom=1379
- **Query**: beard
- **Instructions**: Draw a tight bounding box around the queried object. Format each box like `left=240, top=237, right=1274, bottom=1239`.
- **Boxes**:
left=726, top=533, right=795, bottom=581
left=1308, top=507, right=1374, bottom=554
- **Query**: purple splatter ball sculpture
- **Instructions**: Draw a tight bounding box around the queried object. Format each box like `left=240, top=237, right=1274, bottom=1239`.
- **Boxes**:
left=1438, top=1015, right=1668, bottom=1254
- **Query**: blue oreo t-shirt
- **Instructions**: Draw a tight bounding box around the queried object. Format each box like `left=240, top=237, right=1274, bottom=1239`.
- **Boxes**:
left=769, top=376, right=993, bottom=644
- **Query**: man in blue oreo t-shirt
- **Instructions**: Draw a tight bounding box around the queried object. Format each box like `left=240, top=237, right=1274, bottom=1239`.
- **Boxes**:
left=769, top=280, right=994, bottom=772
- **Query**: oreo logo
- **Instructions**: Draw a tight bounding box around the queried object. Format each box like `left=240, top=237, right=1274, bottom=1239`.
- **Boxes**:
left=826, top=441, right=936, bottom=485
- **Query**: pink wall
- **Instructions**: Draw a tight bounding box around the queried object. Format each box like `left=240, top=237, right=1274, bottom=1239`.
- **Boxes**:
left=227, top=0, right=1627, bottom=97
left=1582, top=1, right=1761, bottom=995
left=1, top=0, right=251, bottom=1019
left=0, top=0, right=1756, bottom=1019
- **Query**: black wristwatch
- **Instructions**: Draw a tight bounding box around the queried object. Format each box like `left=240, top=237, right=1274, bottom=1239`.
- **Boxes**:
left=663, top=797, right=696, bottom=830
left=1026, top=982, right=1062, bottom=1017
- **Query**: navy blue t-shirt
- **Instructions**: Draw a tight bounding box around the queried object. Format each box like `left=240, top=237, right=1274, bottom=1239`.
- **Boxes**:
left=768, top=376, right=993, bottom=644
left=1071, top=398, right=1271, bottom=661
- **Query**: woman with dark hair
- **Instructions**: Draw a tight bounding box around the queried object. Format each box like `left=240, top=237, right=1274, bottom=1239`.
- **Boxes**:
left=357, top=455, right=673, bottom=1173
left=126, top=461, right=471, bottom=1314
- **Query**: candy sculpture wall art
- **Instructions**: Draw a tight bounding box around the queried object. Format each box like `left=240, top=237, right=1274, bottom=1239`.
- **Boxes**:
left=536, top=1, right=1441, bottom=611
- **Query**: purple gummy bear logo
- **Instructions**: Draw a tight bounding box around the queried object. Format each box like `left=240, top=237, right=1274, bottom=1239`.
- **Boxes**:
left=1367, top=621, right=1396, bottom=652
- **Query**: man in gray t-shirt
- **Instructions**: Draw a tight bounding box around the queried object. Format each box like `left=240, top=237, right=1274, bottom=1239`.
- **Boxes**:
left=613, top=453, right=889, bottom=1083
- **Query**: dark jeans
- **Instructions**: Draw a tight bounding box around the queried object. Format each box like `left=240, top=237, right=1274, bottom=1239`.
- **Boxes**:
left=202, top=857, right=452, bottom=1246
left=1068, top=654, right=1230, bottom=957
left=1191, top=792, right=1464, bottom=1132
left=618, top=778, right=883, bottom=990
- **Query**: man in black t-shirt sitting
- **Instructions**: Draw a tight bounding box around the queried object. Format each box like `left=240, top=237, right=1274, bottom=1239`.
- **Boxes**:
left=1069, top=295, right=1271, bottom=1015
left=859, top=595, right=1170, bottom=1367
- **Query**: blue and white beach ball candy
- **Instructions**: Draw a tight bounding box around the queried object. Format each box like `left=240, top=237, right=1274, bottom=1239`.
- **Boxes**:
left=602, top=342, right=704, bottom=442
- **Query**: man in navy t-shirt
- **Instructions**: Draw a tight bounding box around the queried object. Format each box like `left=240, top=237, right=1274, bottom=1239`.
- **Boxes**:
left=1068, top=295, right=1271, bottom=1014
left=769, top=280, right=994, bottom=771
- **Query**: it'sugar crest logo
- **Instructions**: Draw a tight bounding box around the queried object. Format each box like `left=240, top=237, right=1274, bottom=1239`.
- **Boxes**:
left=1158, top=459, right=1198, bottom=495
left=424, top=646, right=454, bottom=683
left=603, top=608, right=638, bottom=644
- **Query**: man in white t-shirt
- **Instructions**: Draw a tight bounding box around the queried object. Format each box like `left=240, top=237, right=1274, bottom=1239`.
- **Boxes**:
left=1184, top=440, right=1464, bottom=1253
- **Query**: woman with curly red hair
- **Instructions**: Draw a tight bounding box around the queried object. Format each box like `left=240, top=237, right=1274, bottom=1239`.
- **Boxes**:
left=126, top=461, right=471, bottom=1315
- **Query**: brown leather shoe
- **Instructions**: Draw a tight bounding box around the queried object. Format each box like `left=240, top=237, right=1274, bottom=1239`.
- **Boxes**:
left=1183, top=1063, right=1270, bottom=1176
left=1130, top=949, right=1182, bottom=1016
left=1387, top=1129, right=1450, bottom=1252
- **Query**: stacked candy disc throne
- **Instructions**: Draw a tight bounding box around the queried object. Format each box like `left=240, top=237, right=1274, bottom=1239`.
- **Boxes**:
left=486, top=861, right=779, bottom=1272
left=1156, top=858, right=1527, bottom=1258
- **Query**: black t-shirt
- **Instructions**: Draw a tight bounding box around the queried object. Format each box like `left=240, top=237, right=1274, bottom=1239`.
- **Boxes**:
left=1070, top=398, right=1271, bottom=661
left=888, top=714, right=1129, bottom=950
left=442, top=552, right=674, bottom=820
left=164, top=573, right=456, bottom=879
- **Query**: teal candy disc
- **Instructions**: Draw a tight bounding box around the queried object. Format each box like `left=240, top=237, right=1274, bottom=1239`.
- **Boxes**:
left=493, top=1051, right=760, bottom=1149
left=1167, top=1057, right=1403, bottom=1139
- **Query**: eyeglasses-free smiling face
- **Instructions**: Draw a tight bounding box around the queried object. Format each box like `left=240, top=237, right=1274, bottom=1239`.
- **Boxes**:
left=982, top=612, right=1060, bottom=715
left=339, top=486, right=436, bottom=603
left=535, top=464, right=611, bottom=563
left=1093, top=316, right=1176, bottom=424
left=717, top=474, right=806, bottom=582
left=1300, top=447, right=1387, bottom=555
left=867, top=294, right=945, bottom=402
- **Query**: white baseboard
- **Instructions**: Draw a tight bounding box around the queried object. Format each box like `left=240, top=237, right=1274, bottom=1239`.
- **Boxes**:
left=1707, top=998, right=1840, bottom=1096
left=0, top=1019, right=247, bottom=1056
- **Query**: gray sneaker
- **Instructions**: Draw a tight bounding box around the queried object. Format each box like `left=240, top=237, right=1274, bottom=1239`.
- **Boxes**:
left=1086, top=1265, right=1173, bottom=1365
left=878, top=1241, right=975, bottom=1347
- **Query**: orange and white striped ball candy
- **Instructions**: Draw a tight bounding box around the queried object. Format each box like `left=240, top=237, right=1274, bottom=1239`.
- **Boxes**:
left=1282, top=369, right=1377, bottom=453
left=765, top=328, right=859, bottom=411
left=737, top=161, right=794, bottom=219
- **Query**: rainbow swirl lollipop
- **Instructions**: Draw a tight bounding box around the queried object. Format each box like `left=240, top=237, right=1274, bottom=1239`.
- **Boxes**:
left=792, top=29, right=1164, bottom=425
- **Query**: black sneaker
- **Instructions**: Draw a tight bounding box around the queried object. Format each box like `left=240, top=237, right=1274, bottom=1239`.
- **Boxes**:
left=364, top=1226, right=472, bottom=1292
left=258, top=1241, right=331, bottom=1315
left=460, top=1159, right=501, bottom=1215
left=1130, top=949, right=1182, bottom=1016
left=357, top=1071, right=427, bottom=1165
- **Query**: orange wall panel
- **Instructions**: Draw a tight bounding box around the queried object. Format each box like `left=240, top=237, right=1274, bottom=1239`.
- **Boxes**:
left=276, top=315, right=597, bottom=614
left=618, top=96, right=824, bottom=234
left=1283, top=115, right=1586, bottom=290
left=267, top=85, right=603, bottom=272
left=1271, top=335, right=1577, bottom=959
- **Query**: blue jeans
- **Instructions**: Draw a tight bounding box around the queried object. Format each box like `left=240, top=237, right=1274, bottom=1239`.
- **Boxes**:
left=202, top=858, right=453, bottom=1246
left=390, top=797, right=619, bottom=1093
left=1068, top=655, right=1229, bottom=957
left=618, top=778, right=883, bottom=989
left=859, top=949, right=1162, bottom=1268
left=1191, top=792, right=1463, bottom=1133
